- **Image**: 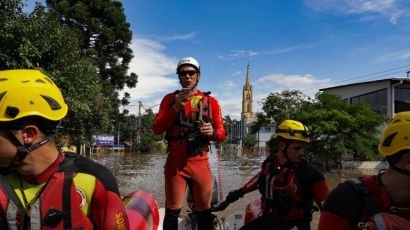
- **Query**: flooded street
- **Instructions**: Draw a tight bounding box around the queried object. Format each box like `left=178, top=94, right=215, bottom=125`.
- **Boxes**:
left=92, top=147, right=377, bottom=229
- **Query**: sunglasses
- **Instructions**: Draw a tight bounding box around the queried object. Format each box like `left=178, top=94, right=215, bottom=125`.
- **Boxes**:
left=178, top=70, right=197, bottom=77
left=276, top=129, right=311, bottom=138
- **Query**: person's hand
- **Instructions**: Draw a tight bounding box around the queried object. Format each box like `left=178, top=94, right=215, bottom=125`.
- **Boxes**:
left=199, top=121, right=214, bottom=136
left=225, top=189, right=244, bottom=204
left=173, top=89, right=192, bottom=111
left=211, top=201, right=230, bottom=212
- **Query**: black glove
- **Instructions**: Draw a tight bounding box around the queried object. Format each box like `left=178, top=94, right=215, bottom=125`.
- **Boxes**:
left=210, top=201, right=230, bottom=212
left=225, top=189, right=243, bottom=204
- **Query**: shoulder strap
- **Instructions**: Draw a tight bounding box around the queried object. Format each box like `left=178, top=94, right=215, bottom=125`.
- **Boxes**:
left=0, top=175, right=27, bottom=227
left=348, top=178, right=384, bottom=216
left=59, top=153, right=80, bottom=229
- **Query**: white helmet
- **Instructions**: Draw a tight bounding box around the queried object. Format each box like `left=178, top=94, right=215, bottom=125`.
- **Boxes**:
left=176, top=57, right=200, bottom=73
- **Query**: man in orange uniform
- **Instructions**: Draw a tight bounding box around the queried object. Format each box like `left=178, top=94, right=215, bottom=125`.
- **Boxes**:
left=319, top=112, right=410, bottom=230
left=0, top=69, right=129, bottom=229
left=153, top=57, right=226, bottom=230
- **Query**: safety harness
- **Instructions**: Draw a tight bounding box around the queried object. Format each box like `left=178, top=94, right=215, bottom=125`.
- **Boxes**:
left=166, top=91, right=213, bottom=156
left=0, top=153, right=86, bottom=229
left=348, top=177, right=410, bottom=230
left=258, top=157, right=313, bottom=223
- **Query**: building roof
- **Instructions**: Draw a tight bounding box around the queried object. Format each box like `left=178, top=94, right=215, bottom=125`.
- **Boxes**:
left=320, top=77, right=410, bottom=91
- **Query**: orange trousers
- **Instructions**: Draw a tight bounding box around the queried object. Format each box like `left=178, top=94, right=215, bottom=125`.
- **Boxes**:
left=164, top=158, right=212, bottom=211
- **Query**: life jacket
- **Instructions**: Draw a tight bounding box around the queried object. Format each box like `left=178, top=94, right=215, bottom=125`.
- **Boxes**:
left=166, top=91, right=213, bottom=156
left=257, top=157, right=314, bottom=223
left=0, top=153, right=96, bottom=230
left=348, top=177, right=410, bottom=230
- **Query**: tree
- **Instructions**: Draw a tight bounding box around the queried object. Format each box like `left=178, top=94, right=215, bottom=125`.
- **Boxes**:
left=261, top=90, right=311, bottom=123
left=46, top=0, right=137, bottom=91
left=0, top=1, right=133, bottom=147
left=243, top=133, right=257, bottom=148
left=262, top=91, right=386, bottom=170
left=296, top=92, right=385, bottom=170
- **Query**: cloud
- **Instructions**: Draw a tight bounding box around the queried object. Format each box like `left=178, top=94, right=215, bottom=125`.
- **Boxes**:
left=217, top=80, right=237, bottom=90
left=304, top=0, right=410, bottom=24
left=256, top=73, right=330, bottom=88
left=218, top=43, right=317, bottom=60
left=218, top=72, right=329, bottom=120
left=120, top=38, right=179, bottom=113
left=376, top=50, right=410, bottom=62
left=263, top=43, right=318, bottom=55
left=157, top=32, right=196, bottom=41
left=218, top=50, right=258, bottom=60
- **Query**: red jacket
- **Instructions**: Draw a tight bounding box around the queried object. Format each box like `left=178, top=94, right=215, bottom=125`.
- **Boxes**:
left=153, top=90, right=226, bottom=160
left=0, top=153, right=129, bottom=230
left=319, top=175, right=410, bottom=230
left=239, top=156, right=329, bottom=223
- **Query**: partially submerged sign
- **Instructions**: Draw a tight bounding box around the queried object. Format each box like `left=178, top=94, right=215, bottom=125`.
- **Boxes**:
left=93, top=134, right=115, bottom=147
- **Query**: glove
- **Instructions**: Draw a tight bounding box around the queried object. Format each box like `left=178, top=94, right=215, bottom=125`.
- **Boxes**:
left=225, top=189, right=244, bottom=204
left=210, top=201, right=230, bottom=212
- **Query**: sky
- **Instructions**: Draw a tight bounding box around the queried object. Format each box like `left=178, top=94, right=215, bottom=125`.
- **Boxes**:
left=26, top=0, right=410, bottom=120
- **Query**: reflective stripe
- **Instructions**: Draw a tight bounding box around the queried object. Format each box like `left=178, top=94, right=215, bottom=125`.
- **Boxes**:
left=30, top=199, right=41, bottom=229
left=6, top=201, right=18, bottom=230
left=373, top=213, right=387, bottom=230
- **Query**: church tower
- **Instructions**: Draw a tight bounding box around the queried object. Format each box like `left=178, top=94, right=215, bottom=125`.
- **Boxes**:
left=241, top=64, right=256, bottom=124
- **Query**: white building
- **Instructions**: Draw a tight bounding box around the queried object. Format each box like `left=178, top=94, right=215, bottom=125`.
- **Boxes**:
left=320, top=78, right=410, bottom=118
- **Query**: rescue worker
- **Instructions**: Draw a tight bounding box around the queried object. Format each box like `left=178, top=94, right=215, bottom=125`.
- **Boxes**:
left=0, top=69, right=129, bottom=229
left=152, top=57, right=226, bottom=230
left=318, top=112, right=410, bottom=230
left=222, top=120, right=329, bottom=230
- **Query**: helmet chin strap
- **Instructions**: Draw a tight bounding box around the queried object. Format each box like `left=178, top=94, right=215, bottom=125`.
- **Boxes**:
left=5, top=130, right=49, bottom=165
left=389, top=160, right=410, bottom=177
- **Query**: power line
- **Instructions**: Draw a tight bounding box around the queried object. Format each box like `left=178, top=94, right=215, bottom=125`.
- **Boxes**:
left=316, top=64, right=410, bottom=90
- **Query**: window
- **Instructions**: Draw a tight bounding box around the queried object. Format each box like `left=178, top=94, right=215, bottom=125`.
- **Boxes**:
left=350, top=88, right=387, bottom=116
left=394, top=87, right=410, bottom=113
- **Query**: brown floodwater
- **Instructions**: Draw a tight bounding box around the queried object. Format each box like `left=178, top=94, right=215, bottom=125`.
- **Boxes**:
left=92, top=147, right=379, bottom=229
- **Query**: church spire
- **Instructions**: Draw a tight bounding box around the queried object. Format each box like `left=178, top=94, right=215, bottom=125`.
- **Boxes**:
left=245, top=63, right=251, bottom=86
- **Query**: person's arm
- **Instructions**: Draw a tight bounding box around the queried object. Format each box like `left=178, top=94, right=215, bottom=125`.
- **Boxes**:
left=207, top=96, right=226, bottom=142
left=91, top=178, right=130, bottom=230
left=318, top=181, right=364, bottom=230
left=152, top=94, right=180, bottom=135
left=311, top=179, right=329, bottom=210
left=225, top=171, right=261, bottom=204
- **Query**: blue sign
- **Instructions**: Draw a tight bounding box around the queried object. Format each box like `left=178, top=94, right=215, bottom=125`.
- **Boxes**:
left=94, top=134, right=114, bottom=147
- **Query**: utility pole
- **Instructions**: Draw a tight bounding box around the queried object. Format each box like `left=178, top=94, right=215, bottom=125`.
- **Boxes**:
left=136, top=101, right=142, bottom=146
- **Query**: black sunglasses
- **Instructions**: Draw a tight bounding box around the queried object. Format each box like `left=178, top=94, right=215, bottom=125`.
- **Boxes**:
left=276, top=129, right=311, bottom=138
left=178, top=70, right=197, bottom=77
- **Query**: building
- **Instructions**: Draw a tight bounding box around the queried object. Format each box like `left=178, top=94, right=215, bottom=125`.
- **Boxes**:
left=227, top=64, right=276, bottom=146
left=257, top=123, right=276, bottom=148
left=320, top=77, right=410, bottom=118
left=241, top=64, right=257, bottom=135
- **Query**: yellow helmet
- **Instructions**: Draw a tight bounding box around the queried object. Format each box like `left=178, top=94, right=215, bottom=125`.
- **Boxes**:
left=275, top=120, right=310, bottom=143
left=378, top=111, right=410, bottom=156
left=0, top=69, right=68, bottom=122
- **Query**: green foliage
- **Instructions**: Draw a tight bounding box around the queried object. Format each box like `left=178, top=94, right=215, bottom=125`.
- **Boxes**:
left=118, top=109, right=162, bottom=152
left=46, top=0, right=137, bottom=90
left=243, top=133, right=257, bottom=148
left=0, top=0, right=138, bottom=148
left=261, top=90, right=386, bottom=170
left=261, top=90, right=311, bottom=123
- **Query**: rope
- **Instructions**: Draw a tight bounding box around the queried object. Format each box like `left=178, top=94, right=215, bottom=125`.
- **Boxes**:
left=216, top=143, right=224, bottom=202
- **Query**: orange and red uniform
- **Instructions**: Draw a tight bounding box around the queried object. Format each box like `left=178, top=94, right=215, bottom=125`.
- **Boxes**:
left=239, top=156, right=329, bottom=230
left=319, top=174, right=410, bottom=230
left=153, top=90, right=225, bottom=211
left=0, top=152, right=129, bottom=230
